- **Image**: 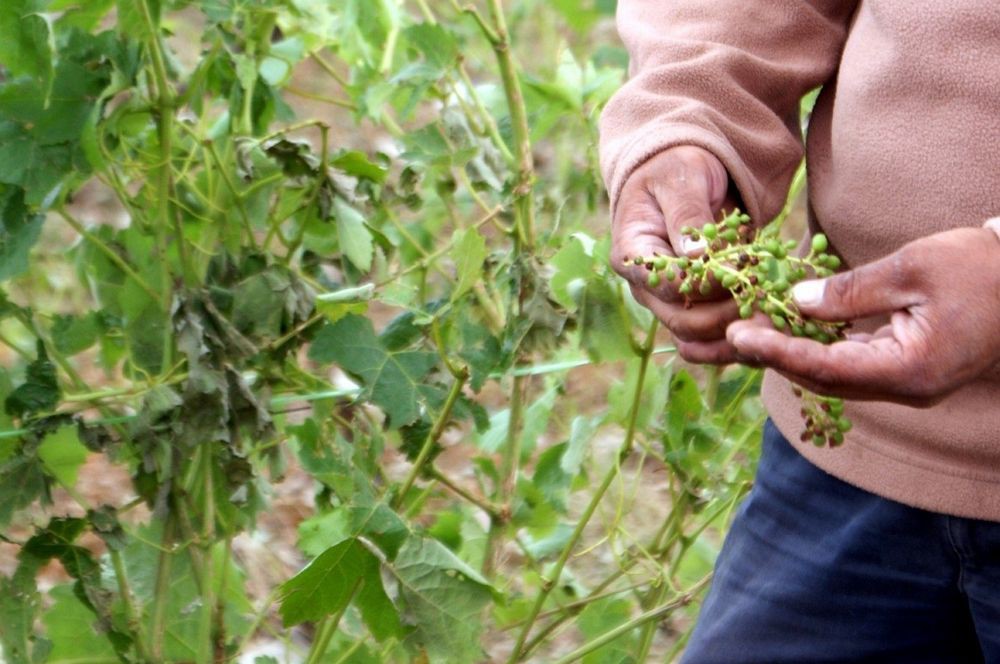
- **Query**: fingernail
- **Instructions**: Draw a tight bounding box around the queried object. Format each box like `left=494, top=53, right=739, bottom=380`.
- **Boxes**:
left=792, top=280, right=825, bottom=307
left=681, top=236, right=707, bottom=256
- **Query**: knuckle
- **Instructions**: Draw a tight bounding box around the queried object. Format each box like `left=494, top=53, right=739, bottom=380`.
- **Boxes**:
left=657, top=191, right=707, bottom=228
left=829, top=269, right=862, bottom=309
left=888, top=246, right=921, bottom=289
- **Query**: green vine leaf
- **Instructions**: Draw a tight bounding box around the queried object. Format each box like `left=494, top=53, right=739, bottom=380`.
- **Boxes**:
left=0, top=0, right=52, bottom=86
left=333, top=197, right=374, bottom=273
left=0, top=186, right=44, bottom=282
left=37, top=424, right=88, bottom=489
left=451, top=227, right=488, bottom=302
left=309, top=314, right=437, bottom=428
left=389, top=537, right=494, bottom=663
left=0, top=551, right=43, bottom=664
left=42, top=585, right=119, bottom=664
left=278, top=537, right=403, bottom=641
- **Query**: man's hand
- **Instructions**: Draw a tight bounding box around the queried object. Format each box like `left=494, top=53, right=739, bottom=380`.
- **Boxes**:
left=727, top=226, right=1000, bottom=406
left=612, top=146, right=740, bottom=364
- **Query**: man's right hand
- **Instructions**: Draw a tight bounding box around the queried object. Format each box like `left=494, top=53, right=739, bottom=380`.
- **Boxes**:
left=611, top=146, right=742, bottom=364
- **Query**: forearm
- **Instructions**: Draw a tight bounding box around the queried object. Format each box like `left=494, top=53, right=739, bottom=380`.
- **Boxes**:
left=600, top=0, right=859, bottom=222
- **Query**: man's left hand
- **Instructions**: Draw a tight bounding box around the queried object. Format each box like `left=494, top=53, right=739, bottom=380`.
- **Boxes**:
left=726, top=226, right=1000, bottom=407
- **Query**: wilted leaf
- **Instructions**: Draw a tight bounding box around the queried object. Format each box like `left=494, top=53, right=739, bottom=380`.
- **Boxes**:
left=5, top=341, right=60, bottom=419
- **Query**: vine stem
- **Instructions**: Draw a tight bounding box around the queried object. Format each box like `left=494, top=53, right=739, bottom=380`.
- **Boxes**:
left=484, top=0, right=536, bottom=251
left=519, top=491, right=693, bottom=655
left=139, top=0, right=183, bottom=372
left=549, top=575, right=712, bottom=664
left=196, top=444, right=217, bottom=664
left=427, top=466, right=502, bottom=520
left=56, top=209, right=164, bottom=306
left=304, top=578, right=361, bottom=664
left=393, top=371, right=468, bottom=510
left=110, top=549, right=151, bottom=662
left=507, top=319, right=659, bottom=662
left=482, top=371, right=524, bottom=578
left=149, top=515, right=176, bottom=662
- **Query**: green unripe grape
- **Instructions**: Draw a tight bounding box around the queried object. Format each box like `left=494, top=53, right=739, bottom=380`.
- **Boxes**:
left=725, top=214, right=740, bottom=230
left=773, top=244, right=788, bottom=259
left=761, top=301, right=775, bottom=315
left=652, top=255, right=668, bottom=270
left=785, top=239, right=798, bottom=250
left=739, top=303, right=753, bottom=319
left=772, top=278, right=789, bottom=293
left=722, top=274, right=739, bottom=289
left=829, top=400, right=844, bottom=416
left=764, top=239, right=780, bottom=255
left=664, top=268, right=677, bottom=281
left=647, top=271, right=661, bottom=288
left=816, top=267, right=832, bottom=277
left=722, top=229, right=740, bottom=243
left=676, top=257, right=691, bottom=269
left=812, top=434, right=826, bottom=447
left=679, top=282, right=693, bottom=295
left=791, top=324, right=804, bottom=336
left=770, top=313, right=787, bottom=329
left=836, top=417, right=852, bottom=433
left=811, top=233, right=829, bottom=253
left=690, top=261, right=704, bottom=275
left=699, top=279, right=713, bottom=295
left=824, top=255, right=842, bottom=270
left=702, top=223, right=718, bottom=240
left=713, top=267, right=727, bottom=281
left=803, top=321, right=819, bottom=337
left=830, top=431, right=845, bottom=446
left=791, top=267, right=807, bottom=282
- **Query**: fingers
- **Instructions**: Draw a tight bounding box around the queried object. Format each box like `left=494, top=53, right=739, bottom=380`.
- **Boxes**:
left=632, top=287, right=738, bottom=364
left=633, top=287, right=738, bottom=338
left=646, top=147, right=729, bottom=256
left=675, top=339, right=739, bottom=365
left=612, top=147, right=730, bottom=301
left=791, top=249, right=924, bottom=322
left=726, top=319, right=942, bottom=404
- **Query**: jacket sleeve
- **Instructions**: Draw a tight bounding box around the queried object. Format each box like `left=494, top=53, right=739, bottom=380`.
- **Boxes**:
left=599, top=0, right=859, bottom=223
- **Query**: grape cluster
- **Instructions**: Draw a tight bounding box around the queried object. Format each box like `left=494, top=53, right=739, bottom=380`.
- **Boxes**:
left=628, top=209, right=852, bottom=447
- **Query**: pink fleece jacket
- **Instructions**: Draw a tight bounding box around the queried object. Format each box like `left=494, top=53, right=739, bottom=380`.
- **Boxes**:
left=600, top=0, right=1000, bottom=520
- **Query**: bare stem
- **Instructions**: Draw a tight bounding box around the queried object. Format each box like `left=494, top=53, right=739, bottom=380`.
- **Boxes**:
left=393, top=371, right=469, bottom=510
left=507, top=320, right=659, bottom=662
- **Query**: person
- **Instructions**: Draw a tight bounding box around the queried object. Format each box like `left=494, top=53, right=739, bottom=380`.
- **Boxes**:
left=599, top=1, right=1000, bottom=661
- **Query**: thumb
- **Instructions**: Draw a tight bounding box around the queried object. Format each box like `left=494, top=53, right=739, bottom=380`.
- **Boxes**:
left=792, top=253, right=921, bottom=321
left=647, top=147, right=728, bottom=257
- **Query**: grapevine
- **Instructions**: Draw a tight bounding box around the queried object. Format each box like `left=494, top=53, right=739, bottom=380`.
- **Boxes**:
left=628, top=210, right=853, bottom=446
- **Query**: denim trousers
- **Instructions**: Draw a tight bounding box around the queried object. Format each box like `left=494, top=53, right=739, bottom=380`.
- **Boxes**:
left=682, top=420, right=1000, bottom=663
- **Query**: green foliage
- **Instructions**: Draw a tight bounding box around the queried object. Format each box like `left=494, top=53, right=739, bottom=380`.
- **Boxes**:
left=0, top=0, right=766, bottom=661
left=309, top=315, right=437, bottom=428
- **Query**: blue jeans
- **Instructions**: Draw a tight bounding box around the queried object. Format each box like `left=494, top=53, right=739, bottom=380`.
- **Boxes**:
left=683, top=420, right=1000, bottom=663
